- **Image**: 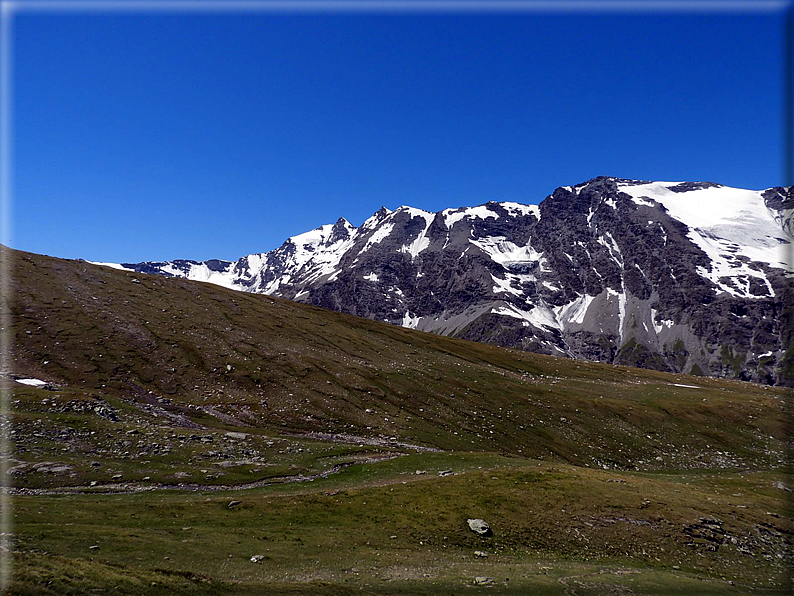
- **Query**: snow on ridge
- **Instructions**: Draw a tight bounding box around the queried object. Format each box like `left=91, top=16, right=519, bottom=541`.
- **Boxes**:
left=443, top=204, right=499, bottom=228
left=498, top=202, right=541, bottom=219
left=618, top=181, right=787, bottom=269
left=395, top=205, right=434, bottom=219
left=361, top=208, right=393, bottom=230
left=259, top=219, right=360, bottom=293
left=159, top=262, right=239, bottom=290
left=617, top=181, right=765, bottom=230
left=89, top=261, right=131, bottom=271
left=240, top=253, right=268, bottom=277
left=289, top=222, right=335, bottom=249
left=297, top=235, right=358, bottom=285
left=617, top=180, right=787, bottom=295
left=289, top=219, right=355, bottom=253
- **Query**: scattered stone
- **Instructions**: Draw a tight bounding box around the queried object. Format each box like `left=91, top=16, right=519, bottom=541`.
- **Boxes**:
left=474, top=550, right=488, bottom=558
left=415, top=470, right=427, bottom=475
left=111, top=474, right=123, bottom=481
left=131, top=278, right=140, bottom=284
left=10, top=461, right=77, bottom=476
left=89, top=545, right=100, bottom=550
left=228, top=500, right=242, bottom=509
left=225, top=431, right=248, bottom=440
left=438, top=469, right=453, bottom=477
left=250, top=554, right=266, bottom=563
left=474, top=577, right=494, bottom=586
left=467, top=519, right=492, bottom=537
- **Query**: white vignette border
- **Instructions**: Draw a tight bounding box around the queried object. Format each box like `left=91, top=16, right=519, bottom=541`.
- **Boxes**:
left=0, top=0, right=792, bottom=592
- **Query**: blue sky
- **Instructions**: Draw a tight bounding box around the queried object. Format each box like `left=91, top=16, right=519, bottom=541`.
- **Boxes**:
left=9, top=3, right=791, bottom=262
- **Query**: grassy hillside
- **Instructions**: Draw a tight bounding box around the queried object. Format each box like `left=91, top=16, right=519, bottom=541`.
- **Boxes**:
left=6, top=249, right=793, bottom=594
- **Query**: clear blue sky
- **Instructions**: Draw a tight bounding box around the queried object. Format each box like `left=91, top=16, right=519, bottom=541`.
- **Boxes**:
left=9, top=4, right=791, bottom=262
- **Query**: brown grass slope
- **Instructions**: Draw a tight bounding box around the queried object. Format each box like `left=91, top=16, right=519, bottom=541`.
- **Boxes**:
left=9, top=248, right=789, bottom=471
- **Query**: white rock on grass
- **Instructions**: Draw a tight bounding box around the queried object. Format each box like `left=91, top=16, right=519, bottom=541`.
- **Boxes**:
left=467, top=518, right=492, bottom=536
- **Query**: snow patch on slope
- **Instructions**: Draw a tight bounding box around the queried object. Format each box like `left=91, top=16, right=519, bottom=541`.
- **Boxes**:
left=554, top=293, right=595, bottom=326
left=360, top=222, right=395, bottom=254
left=470, top=236, right=542, bottom=266
left=399, top=209, right=435, bottom=259
left=491, top=302, right=561, bottom=331
left=618, top=182, right=789, bottom=285
left=401, top=312, right=422, bottom=329
left=16, top=378, right=47, bottom=387
left=650, top=308, right=674, bottom=334
left=491, top=273, right=521, bottom=296
left=262, top=220, right=358, bottom=292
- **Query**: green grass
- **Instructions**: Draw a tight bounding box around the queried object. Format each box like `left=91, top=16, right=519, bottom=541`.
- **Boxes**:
left=10, top=454, right=792, bottom=594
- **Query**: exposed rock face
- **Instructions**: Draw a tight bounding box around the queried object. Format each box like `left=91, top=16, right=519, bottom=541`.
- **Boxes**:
left=117, top=177, right=793, bottom=385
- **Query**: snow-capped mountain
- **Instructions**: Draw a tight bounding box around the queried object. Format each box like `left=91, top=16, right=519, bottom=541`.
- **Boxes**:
left=113, top=177, right=793, bottom=385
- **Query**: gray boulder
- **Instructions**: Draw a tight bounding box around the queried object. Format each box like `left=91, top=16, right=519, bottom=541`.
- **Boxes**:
left=467, top=518, right=492, bottom=536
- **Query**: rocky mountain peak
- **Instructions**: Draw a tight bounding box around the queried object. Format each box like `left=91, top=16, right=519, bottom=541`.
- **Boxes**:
left=112, top=178, right=793, bottom=385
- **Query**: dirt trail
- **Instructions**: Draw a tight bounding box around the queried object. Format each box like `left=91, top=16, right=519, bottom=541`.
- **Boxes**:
left=284, top=430, right=441, bottom=452
left=557, top=569, right=640, bottom=596
left=7, top=453, right=404, bottom=496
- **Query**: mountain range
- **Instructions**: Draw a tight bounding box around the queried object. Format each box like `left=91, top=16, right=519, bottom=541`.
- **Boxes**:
left=110, top=177, right=793, bottom=386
